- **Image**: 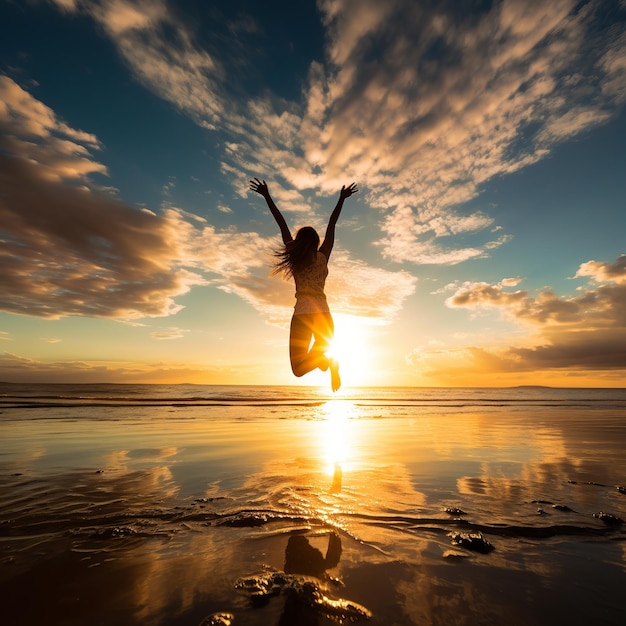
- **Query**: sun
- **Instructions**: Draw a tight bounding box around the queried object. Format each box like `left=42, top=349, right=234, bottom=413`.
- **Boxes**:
left=326, top=314, right=374, bottom=387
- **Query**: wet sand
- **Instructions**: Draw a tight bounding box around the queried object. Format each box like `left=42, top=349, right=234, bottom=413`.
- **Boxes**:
left=1, top=396, right=626, bottom=625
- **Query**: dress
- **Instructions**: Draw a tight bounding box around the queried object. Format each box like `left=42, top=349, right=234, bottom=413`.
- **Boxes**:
left=293, top=251, right=330, bottom=316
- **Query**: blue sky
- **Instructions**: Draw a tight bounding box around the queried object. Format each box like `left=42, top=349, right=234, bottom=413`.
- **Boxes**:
left=1, top=0, right=625, bottom=387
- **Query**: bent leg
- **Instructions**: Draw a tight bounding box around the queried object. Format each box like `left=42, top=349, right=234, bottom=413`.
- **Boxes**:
left=289, top=314, right=331, bottom=377
left=313, top=313, right=340, bottom=391
left=310, top=312, right=334, bottom=358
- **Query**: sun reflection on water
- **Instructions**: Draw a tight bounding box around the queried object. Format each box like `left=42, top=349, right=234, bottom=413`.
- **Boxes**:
left=320, top=400, right=354, bottom=479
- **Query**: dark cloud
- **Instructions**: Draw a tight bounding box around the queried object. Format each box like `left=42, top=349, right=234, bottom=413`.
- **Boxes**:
left=0, top=351, right=247, bottom=384
left=433, top=255, right=626, bottom=375
left=508, top=330, right=626, bottom=369
left=0, top=155, right=203, bottom=319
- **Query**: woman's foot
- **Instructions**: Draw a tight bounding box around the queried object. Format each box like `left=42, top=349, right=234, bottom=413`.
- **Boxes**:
left=330, top=358, right=341, bottom=392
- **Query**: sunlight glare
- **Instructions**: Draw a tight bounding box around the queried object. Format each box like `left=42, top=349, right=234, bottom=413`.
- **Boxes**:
left=326, top=315, right=373, bottom=387
left=321, top=399, right=353, bottom=476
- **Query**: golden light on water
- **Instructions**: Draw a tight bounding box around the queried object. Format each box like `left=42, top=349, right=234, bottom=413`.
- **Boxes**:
left=320, top=399, right=354, bottom=477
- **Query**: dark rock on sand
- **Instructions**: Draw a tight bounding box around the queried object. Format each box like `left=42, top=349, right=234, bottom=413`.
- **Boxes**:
left=593, top=512, right=624, bottom=526
left=552, top=504, right=575, bottom=512
left=448, top=531, right=494, bottom=553
left=444, top=507, right=467, bottom=516
left=235, top=572, right=372, bottom=622
left=617, top=486, right=626, bottom=495
left=198, top=613, right=234, bottom=626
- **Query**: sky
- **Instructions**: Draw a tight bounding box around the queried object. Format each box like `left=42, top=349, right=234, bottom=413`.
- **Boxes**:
left=1, top=0, right=625, bottom=388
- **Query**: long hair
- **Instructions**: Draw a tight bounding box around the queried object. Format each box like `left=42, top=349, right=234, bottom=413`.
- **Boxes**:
left=272, top=226, right=320, bottom=279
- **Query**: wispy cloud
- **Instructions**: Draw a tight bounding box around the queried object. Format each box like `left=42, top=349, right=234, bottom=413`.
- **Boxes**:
left=299, top=0, right=626, bottom=264
left=51, top=0, right=227, bottom=130
left=6, top=0, right=625, bottom=335
left=0, top=75, right=413, bottom=323
left=47, top=1, right=626, bottom=269
left=0, top=75, right=106, bottom=182
left=150, top=327, right=188, bottom=340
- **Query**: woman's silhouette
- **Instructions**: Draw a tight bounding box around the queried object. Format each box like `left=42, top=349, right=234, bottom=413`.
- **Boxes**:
left=249, top=178, right=358, bottom=391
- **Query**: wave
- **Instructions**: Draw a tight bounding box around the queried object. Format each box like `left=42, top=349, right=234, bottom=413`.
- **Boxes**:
left=3, top=503, right=623, bottom=547
left=2, top=382, right=626, bottom=410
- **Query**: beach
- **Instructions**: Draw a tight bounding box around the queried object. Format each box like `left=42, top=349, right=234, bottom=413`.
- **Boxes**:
left=1, top=384, right=626, bottom=625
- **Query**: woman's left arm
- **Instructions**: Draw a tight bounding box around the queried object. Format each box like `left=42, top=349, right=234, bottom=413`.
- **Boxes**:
left=319, top=183, right=358, bottom=259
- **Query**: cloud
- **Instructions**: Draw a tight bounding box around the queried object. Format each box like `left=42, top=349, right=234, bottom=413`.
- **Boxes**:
left=301, top=0, right=626, bottom=263
left=1, top=76, right=413, bottom=323
left=446, top=280, right=530, bottom=313
left=325, top=252, right=417, bottom=322
left=51, top=0, right=226, bottom=130
left=0, top=75, right=106, bottom=183
left=150, top=327, right=188, bottom=340
left=0, top=351, right=248, bottom=384
left=6, top=0, right=624, bottom=335
left=506, top=329, right=626, bottom=370
left=46, top=1, right=626, bottom=269
left=575, top=254, right=626, bottom=284
left=208, top=248, right=416, bottom=327
left=0, top=74, right=227, bottom=320
left=446, top=259, right=626, bottom=328
left=0, top=157, right=206, bottom=319
left=236, top=1, right=625, bottom=264
left=414, top=255, right=626, bottom=377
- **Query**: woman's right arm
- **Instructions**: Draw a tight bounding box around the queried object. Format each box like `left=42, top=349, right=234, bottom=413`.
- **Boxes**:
left=249, top=178, right=293, bottom=245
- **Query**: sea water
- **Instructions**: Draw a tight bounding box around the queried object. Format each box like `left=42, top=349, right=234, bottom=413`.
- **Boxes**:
left=1, top=384, right=626, bottom=625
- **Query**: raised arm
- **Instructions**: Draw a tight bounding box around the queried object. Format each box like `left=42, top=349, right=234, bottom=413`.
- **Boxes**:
left=319, top=183, right=358, bottom=260
left=249, top=178, right=293, bottom=245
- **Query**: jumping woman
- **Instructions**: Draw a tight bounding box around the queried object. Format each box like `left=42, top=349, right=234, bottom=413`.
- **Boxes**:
left=249, top=178, right=358, bottom=392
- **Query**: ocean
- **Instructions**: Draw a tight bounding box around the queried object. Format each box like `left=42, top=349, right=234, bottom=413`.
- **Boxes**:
left=1, top=383, right=626, bottom=625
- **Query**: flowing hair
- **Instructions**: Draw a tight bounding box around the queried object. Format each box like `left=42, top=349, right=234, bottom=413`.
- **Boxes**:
left=272, top=226, right=320, bottom=279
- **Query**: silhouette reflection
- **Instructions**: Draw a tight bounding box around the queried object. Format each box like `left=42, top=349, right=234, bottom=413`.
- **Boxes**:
left=330, top=462, right=342, bottom=494
left=284, top=532, right=342, bottom=577
left=279, top=531, right=343, bottom=626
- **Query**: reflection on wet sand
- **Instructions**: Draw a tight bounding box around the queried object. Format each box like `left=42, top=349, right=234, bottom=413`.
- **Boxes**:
left=2, top=403, right=626, bottom=625
left=330, top=462, right=342, bottom=493
left=232, top=531, right=370, bottom=626
left=285, top=532, right=342, bottom=577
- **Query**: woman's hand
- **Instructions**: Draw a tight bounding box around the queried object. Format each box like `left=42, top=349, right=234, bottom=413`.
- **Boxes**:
left=340, top=182, right=358, bottom=200
left=249, top=178, right=270, bottom=198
